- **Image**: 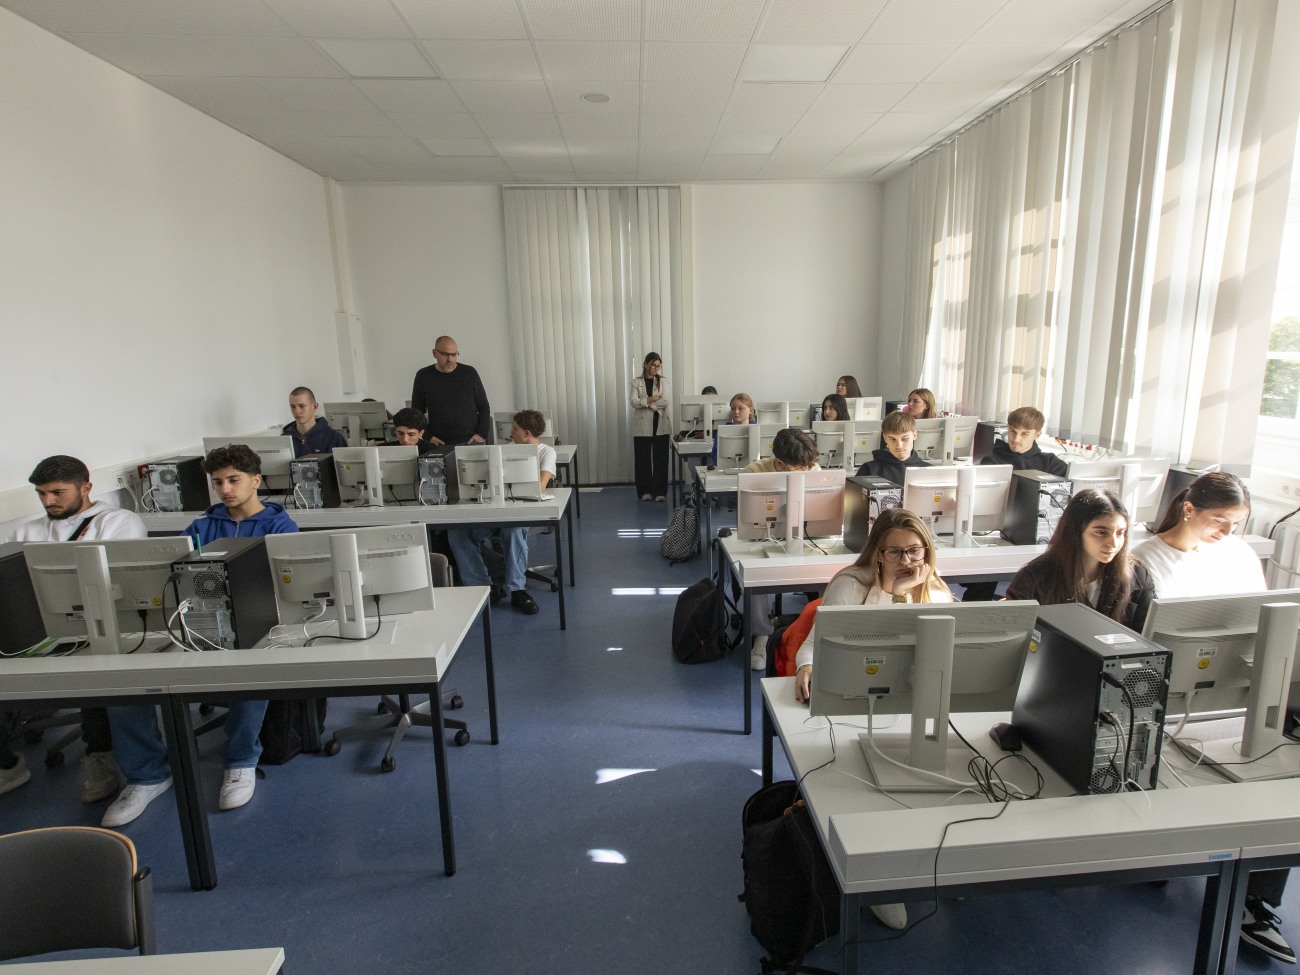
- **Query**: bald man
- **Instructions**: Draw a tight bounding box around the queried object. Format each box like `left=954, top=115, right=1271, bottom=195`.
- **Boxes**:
left=409, top=335, right=492, bottom=446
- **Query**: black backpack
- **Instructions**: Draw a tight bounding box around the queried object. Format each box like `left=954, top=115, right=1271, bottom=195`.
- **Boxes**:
left=258, top=698, right=327, bottom=765
left=660, top=497, right=701, bottom=563
left=739, top=781, right=841, bottom=975
left=670, top=576, right=729, bottom=664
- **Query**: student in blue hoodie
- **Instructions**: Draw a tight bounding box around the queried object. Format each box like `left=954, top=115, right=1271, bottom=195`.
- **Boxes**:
left=102, top=445, right=298, bottom=828
left=282, top=386, right=348, bottom=457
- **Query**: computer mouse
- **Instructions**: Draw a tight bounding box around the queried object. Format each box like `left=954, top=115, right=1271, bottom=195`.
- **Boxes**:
left=718, top=527, right=732, bottom=538
left=706, top=464, right=716, bottom=471
left=989, top=721, right=1022, bottom=752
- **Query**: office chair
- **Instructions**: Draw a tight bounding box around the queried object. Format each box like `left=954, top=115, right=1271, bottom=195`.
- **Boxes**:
left=15, top=708, right=83, bottom=767
left=0, top=826, right=156, bottom=960
left=323, top=553, right=470, bottom=772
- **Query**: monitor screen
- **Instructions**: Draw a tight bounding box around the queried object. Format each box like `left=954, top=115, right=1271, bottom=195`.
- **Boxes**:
left=331, top=445, right=419, bottom=505
left=845, top=420, right=883, bottom=469
left=786, top=404, right=813, bottom=429
left=736, top=471, right=787, bottom=542
left=454, top=445, right=501, bottom=502
left=902, top=464, right=1013, bottom=539
left=755, top=402, right=788, bottom=426
left=901, top=466, right=960, bottom=535
left=1065, top=457, right=1171, bottom=524
left=812, top=420, right=848, bottom=469
left=944, top=416, right=980, bottom=461
left=715, top=425, right=757, bottom=471
left=493, top=412, right=515, bottom=445
left=323, top=401, right=391, bottom=444
left=678, top=396, right=720, bottom=437
left=912, top=418, right=944, bottom=460
left=844, top=397, right=883, bottom=422
left=797, top=469, right=847, bottom=538
left=500, top=444, right=542, bottom=500
left=201, top=436, right=295, bottom=482
left=753, top=424, right=785, bottom=461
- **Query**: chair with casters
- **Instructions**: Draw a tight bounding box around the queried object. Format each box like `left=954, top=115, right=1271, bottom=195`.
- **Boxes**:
left=322, top=553, right=469, bottom=772
left=0, top=826, right=155, bottom=960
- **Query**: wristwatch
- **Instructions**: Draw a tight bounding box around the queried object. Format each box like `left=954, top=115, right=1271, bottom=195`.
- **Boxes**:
left=891, top=593, right=908, bottom=604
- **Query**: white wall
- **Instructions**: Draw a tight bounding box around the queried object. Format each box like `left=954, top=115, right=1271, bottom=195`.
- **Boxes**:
left=876, top=176, right=913, bottom=400
left=0, top=8, right=339, bottom=522
left=690, top=183, right=880, bottom=405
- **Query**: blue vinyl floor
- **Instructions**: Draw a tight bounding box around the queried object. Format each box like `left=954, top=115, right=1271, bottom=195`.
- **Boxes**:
left=1, top=485, right=1295, bottom=973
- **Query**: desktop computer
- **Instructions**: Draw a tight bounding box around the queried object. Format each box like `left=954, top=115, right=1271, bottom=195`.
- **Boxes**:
left=416, top=447, right=460, bottom=505
left=972, top=420, right=1004, bottom=463
left=143, top=456, right=207, bottom=513
left=1151, top=464, right=1201, bottom=530
left=289, top=453, right=341, bottom=509
left=842, top=475, right=902, bottom=551
left=0, top=542, right=45, bottom=654
left=1002, top=471, right=1073, bottom=545
left=170, top=538, right=278, bottom=650
left=1012, top=603, right=1170, bottom=794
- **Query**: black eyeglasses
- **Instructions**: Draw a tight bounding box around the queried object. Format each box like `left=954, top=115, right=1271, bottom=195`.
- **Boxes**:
left=881, top=545, right=927, bottom=563
left=435, top=349, right=460, bottom=357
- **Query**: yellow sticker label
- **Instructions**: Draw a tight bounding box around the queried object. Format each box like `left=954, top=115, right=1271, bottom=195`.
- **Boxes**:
left=1198, top=658, right=1211, bottom=670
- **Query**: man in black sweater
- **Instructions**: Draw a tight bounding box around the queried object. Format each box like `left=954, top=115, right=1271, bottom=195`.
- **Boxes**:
left=980, top=406, right=1068, bottom=476
left=410, top=336, right=492, bottom=446
left=855, top=410, right=931, bottom=483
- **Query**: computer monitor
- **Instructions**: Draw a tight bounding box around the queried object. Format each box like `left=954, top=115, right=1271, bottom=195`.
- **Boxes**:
left=809, top=601, right=1041, bottom=791
left=455, top=444, right=504, bottom=503
left=786, top=404, right=813, bottom=429
left=323, top=401, right=392, bottom=446
left=845, top=420, right=883, bottom=469
left=23, top=537, right=196, bottom=653
left=1065, top=457, right=1171, bottom=524
left=678, top=396, right=720, bottom=438
left=263, top=525, right=434, bottom=639
left=715, top=424, right=757, bottom=471
left=736, top=470, right=847, bottom=550
left=911, top=418, right=945, bottom=460
left=1142, top=590, right=1300, bottom=782
left=500, top=444, right=543, bottom=500
left=755, top=402, right=788, bottom=426
left=332, top=446, right=419, bottom=507
left=493, top=412, right=516, bottom=445
left=201, top=436, right=295, bottom=491
left=753, top=424, right=786, bottom=461
left=798, top=469, right=847, bottom=539
left=844, top=397, right=883, bottom=422
left=736, top=472, right=788, bottom=543
left=812, top=421, right=849, bottom=469
left=710, top=401, right=732, bottom=423
left=943, top=416, right=980, bottom=461
left=901, top=464, right=1013, bottom=544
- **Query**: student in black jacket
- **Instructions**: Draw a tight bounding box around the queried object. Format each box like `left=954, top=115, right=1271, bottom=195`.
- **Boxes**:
left=855, top=410, right=930, bottom=483
left=981, top=406, right=1067, bottom=476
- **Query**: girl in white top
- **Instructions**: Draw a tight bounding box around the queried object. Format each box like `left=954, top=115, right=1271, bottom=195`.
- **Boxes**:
left=1130, top=471, right=1264, bottom=596
left=794, top=507, right=952, bottom=704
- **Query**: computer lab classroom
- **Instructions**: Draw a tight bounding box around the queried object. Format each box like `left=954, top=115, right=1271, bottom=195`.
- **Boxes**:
left=4, top=0, right=1300, bottom=972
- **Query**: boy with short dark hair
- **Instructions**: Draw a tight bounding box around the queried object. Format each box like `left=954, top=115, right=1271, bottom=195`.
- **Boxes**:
left=981, top=406, right=1067, bottom=476
left=744, top=428, right=819, bottom=473
left=387, top=407, right=438, bottom=455
left=855, top=411, right=930, bottom=483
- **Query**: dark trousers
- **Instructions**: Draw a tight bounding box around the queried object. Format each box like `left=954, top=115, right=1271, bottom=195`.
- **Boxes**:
left=0, top=707, right=111, bottom=767
left=1249, top=869, right=1289, bottom=907
left=0, top=711, right=15, bottom=767
left=633, top=435, right=670, bottom=497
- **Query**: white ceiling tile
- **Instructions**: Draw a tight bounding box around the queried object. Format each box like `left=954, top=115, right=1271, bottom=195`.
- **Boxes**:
left=643, top=43, right=746, bottom=83
left=144, top=76, right=293, bottom=115
left=893, top=81, right=1002, bottom=113
left=776, top=129, right=862, bottom=154
left=639, top=157, right=704, bottom=178
left=338, top=136, right=436, bottom=159
left=761, top=151, right=838, bottom=177
left=261, top=0, right=412, bottom=38
left=788, top=112, right=882, bottom=139
left=316, top=39, right=438, bottom=78
left=141, top=0, right=296, bottom=35
left=302, top=111, right=406, bottom=137
left=67, top=33, right=345, bottom=77
left=565, top=138, right=639, bottom=156
left=558, top=113, right=639, bottom=139
left=0, top=0, right=171, bottom=33
left=256, top=78, right=386, bottom=112
left=834, top=43, right=959, bottom=84
left=420, top=137, right=497, bottom=156
left=521, top=0, right=640, bottom=41
left=536, top=41, right=640, bottom=81
left=491, top=138, right=569, bottom=156
left=640, top=81, right=733, bottom=114
left=356, top=79, right=467, bottom=112
left=862, top=0, right=1004, bottom=44
left=699, top=154, right=769, bottom=178
left=645, top=0, right=764, bottom=42
left=740, top=44, right=848, bottom=83
left=812, top=83, right=912, bottom=113
left=973, top=0, right=1134, bottom=44
left=714, top=112, right=800, bottom=139
left=422, top=40, right=541, bottom=80
left=844, top=112, right=952, bottom=152
left=388, top=112, right=485, bottom=138
left=449, top=80, right=554, bottom=112
left=475, top=114, right=564, bottom=137
left=223, top=112, right=329, bottom=139
left=727, top=83, right=824, bottom=114
left=437, top=156, right=513, bottom=176
left=502, top=155, right=575, bottom=172
left=711, top=134, right=781, bottom=154
left=546, top=80, right=640, bottom=112
left=571, top=155, right=638, bottom=171
left=757, top=0, right=889, bottom=44
left=640, top=114, right=720, bottom=139
left=352, top=157, right=453, bottom=179
left=643, top=137, right=714, bottom=155
left=925, top=42, right=1065, bottom=83
left=818, top=155, right=894, bottom=178
left=394, top=0, right=528, bottom=39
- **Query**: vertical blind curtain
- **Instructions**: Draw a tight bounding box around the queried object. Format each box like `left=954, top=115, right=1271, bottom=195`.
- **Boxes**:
left=503, top=186, right=684, bottom=484
left=906, top=0, right=1278, bottom=468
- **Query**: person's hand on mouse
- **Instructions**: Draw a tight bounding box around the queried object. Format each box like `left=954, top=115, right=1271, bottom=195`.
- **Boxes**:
left=795, top=664, right=812, bottom=703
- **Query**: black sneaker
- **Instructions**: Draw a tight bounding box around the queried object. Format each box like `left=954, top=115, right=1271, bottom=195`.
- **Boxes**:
left=489, top=586, right=504, bottom=606
left=1242, top=897, right=1297, bottom=964
left=510, top=590, right=539, bottom=615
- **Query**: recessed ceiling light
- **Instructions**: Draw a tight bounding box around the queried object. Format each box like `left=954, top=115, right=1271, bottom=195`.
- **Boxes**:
left=582, top=92, right=611, bottom=103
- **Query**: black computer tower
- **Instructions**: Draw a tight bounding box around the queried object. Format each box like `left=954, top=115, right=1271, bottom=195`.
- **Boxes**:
left=884, top=400, right=905, bottom=415
left=416, top=446, right=459, bottom=505
left=1012, top=603, right=1170, bottom=794
left=0, top=542, right=46, bottom=654
left=170, top=538, right=278, bottom=650
left=144, top=456, right=208, bottom=512
left=843, top=475, right=902, bottom=551
left=289, top=452, right=341, bottom=509
left=1002, top=471, right=1074, bottom=545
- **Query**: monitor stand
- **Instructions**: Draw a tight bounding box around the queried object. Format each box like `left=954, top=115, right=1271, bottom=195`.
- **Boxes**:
left=857, top=732, right=974, bottom=794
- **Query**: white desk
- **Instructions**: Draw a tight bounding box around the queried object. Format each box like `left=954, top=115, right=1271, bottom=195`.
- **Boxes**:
left=670, top=438, right=711, bottom=507
left=140, top=488, right=575, bottom=628
left=2, top=589, right=494, bottom=890
left=553, top=443, right=580, bottom=519
left=0, top=948, right=285, bottom=974
left=761, top=678, right=1300, bottom=975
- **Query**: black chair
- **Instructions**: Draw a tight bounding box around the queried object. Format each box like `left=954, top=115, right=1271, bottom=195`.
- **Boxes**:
left=0, top=826, right=155, bottom=960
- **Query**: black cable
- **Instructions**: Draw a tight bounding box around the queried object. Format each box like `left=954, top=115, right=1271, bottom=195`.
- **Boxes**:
left=1269, top=504, right=1300, bottom=540
left=125, top=610, right=149, bottom=654
left=949, top=721, right=1045, bottom=801
left=1101, top=672, right=1139, bottom=788
left=159, top=571, right=186, bottom=649
left=304, top=594, right=384, bottom=645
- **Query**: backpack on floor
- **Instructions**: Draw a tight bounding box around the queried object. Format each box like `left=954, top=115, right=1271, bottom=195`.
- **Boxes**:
left=258, top=698, right=327, bottom=765
left=660, top=497, right=701, bottom=563
left=739, top=780, right=841, bottom=975
left=671, top=576, right=728, bottom=664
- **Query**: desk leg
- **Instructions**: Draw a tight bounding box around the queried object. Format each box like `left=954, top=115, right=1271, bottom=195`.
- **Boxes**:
left=162, top=698, right=216, bottom=891
left=672, top=451, right=682, bottom=507
left=428, top=681, right=456, bottom=876
left=1213, top=860, right=1251, bottom=975
left=840, top=893, right=862, bottom=975
left=761, top=689, right=774, bottom=786
left=481, top=605, right=499, bottom=745
left=705, top=494, right=714, bottom=578
left=742, top=584, right=752, bottom=736
left=555, top=521, right=567, bottom=631
left=571, top=454, right=581, bottom=519
left=566, top=505, right=575, bottom=588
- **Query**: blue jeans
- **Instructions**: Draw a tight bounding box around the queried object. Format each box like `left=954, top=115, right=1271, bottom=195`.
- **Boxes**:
left=447, top=527, right=530, bottom=592
left=107, top=700, right=269, bottom=784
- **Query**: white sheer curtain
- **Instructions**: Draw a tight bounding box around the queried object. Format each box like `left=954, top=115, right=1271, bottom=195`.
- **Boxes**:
left=503, top=186, right=684, bottom=484
left=905, top=0, right=1279, bottom=469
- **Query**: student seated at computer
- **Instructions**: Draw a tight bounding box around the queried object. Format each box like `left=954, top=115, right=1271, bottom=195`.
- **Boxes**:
left=836, top=376, right=862, bottom=399
left=854, top=410, right=930, bottom=482
left=0, top=455, right=148, bottom=803
left=792, top=507, right=951, bottom=930
left=103, top=445, right=298, bottom=828
left=282, top=386, right=348, bottom=457
left=674, top=387, right=720, bottom=441
left=1004, top=490, right=1152, bottom=630
left=904, top=387, right=936, bottom=419
left=708, top=392, right=757, bottom=467
left=981, top=406, right=1067, bottom=476
left=445, top=410, right=555, bottom=617
left=380, top=407, right=439, bottom=455
left=820, top=393, right=848, bottom=422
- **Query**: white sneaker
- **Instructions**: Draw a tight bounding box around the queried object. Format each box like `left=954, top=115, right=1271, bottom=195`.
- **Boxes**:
left=81, top=751, right=121, bottom=803
left=750, top=635, right=769, bottom=672
left=870, top=902, right=908, bottom=930
left=219, top=767, right=257, bottom=810
left=0, top=755, right=31, bottom=796
left=102, top=778, right=172, bottom=827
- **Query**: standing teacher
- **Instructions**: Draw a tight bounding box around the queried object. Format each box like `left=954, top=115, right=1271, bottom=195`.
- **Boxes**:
left=410, top=335, right=491, bottom=446
left=630, top=352, right=671, bottom=502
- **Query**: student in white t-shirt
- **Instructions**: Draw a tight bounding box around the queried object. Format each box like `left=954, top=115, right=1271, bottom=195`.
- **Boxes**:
left=1131, top=471, right=1290, bottom=964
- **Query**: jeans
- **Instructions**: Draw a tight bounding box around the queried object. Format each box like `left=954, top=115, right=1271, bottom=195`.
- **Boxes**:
left=447, top=527, right=530, bottom=592
left=107, top=700, right=269, bottom=784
